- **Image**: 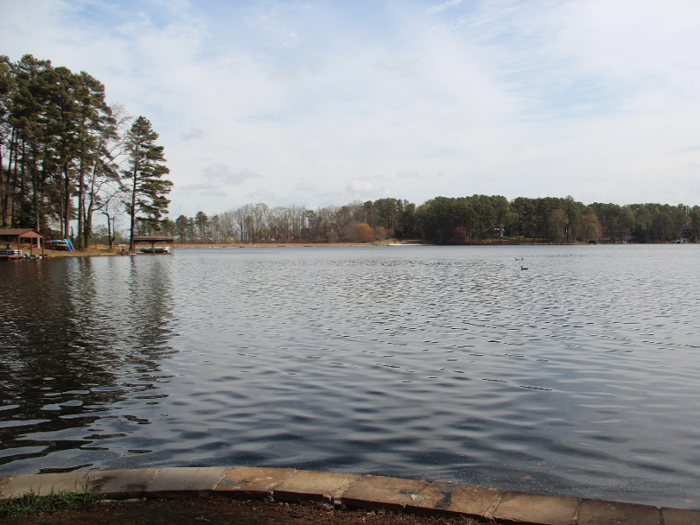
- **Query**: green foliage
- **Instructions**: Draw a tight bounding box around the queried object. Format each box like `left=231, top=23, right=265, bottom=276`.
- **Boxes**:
left=411, top=195, right=698, bottom=244
left=194, top=210, right=209, bottom=241
left=0, top=53, right=168, bottom=249
left=416, top=195, right=510, bottom=244
left=193, top=196, right=698, bottom=246
left=0, top=484, right=102, bottom=520
left=123, top=116, right=172, bottom=249
left=0, top=55, right=118, bottom=244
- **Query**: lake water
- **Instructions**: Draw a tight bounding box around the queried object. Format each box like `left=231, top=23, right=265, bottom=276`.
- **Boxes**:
left=1, top=245, right=699, bottom=508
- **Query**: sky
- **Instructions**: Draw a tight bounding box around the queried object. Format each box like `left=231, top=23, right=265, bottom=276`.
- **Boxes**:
left=2, top=0, right=700, bottom=218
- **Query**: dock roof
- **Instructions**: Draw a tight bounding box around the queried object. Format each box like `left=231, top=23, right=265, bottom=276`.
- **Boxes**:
left=0, top=228, right=45, bottom=239
left=132, top=236, right=174, bottom=242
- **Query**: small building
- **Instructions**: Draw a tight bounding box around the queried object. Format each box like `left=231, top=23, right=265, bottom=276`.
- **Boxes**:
left=132, top=236, right=174, bottom=254
left=0, top=229, right=46, bottom=258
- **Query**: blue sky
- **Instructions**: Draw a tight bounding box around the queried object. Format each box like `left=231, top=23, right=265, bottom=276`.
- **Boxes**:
left=3, top=0, right=700, bottom=218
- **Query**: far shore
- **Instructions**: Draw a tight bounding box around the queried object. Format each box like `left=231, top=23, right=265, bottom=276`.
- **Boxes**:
left=172, top=241, right=425, bottom=249
left=7, top=241, right=418, bottom=258
left=8, top=238, right=688, bottom=259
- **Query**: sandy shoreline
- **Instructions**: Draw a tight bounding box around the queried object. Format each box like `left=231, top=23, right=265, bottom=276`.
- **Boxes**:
left=17, top=241, right=422, bottom=257
left=8, top=239, right=609, bottom=258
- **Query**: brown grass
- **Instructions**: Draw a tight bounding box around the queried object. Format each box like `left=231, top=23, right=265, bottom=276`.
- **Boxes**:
left=17, top=241, right=405, bottom=258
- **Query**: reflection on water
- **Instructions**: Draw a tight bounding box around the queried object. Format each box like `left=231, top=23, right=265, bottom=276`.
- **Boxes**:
left=1, top=245, right=700, bottom=508
left=0, top=256, right=174, bottom=471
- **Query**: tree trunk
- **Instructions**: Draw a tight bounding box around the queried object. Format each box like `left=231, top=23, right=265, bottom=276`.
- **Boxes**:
left=63, top=161, right=71, bottom=240
left=7, top=135, right=18, bottom=228
left=18, top=142, right=26, bottom=228
left=32, top=153, right=39, bottom=231
left=77, top=157, right=85, bottom=248
left=84, top=161, right=99, bottom=249
left=84, top=201, right=93, bottom=248
left=129, top=164, right=137, bottom=252
left=104, top=211, right=113, bottom=250
left=0, top=142, right=4, bottom=228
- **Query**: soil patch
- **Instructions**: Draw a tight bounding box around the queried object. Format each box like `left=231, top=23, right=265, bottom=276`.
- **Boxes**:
left=8, top=497, right=487, bottom=524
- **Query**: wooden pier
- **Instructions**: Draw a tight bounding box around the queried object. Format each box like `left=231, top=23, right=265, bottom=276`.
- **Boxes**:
left=132, top=236, right=175, bottom=254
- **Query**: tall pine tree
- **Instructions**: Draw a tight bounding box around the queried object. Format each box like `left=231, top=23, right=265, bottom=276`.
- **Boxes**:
left=123, top=116, right=172, bottom=252
left=73, top=71, right=115, bottom=248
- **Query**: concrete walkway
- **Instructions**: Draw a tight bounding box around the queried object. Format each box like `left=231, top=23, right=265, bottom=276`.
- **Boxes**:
left=1, top=467, right=698, bottom=525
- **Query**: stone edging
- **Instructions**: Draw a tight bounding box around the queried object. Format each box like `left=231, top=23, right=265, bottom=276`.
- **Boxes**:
left=0, top=467, right=697, bottom=525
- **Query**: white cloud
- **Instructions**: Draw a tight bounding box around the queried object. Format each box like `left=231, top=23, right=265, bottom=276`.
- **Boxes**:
left=182, top=128, right=204, bottom=140
left=175, top=181, right=223, bottom=197
left=3, top=0, right=700, bottom=216
left=246, top=187, right=276, bottom=201
left=178, top=164, right=262, bottom=199
left=427, top=0, right=466, bottom=15
left=346, top=180, right=386, bottom=195
left=202, top=165, right=262, bottom=186
left=295, top=181, right=318, bottom=191
left=374, top=59, right=421, bottom=78
left=308, top=57, right=323, bottom=77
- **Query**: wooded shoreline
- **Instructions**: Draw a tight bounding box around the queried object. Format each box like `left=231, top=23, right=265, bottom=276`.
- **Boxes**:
left=8, top=238, right=694, bottom=260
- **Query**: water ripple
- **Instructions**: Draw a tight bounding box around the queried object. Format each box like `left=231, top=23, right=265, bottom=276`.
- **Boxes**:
left=1, top=245, right=700, bottom=508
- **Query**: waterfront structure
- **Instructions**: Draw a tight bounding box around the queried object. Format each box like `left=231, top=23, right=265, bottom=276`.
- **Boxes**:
left=132, top=236, right=175, bottom=254
left=0, top=229, right=45, bottom=259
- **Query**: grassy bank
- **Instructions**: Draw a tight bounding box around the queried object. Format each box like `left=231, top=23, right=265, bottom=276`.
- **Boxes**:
left=0, top=487, right=102, bottom=522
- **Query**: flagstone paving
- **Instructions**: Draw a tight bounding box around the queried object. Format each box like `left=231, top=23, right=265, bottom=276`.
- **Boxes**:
left=1, top=471, right=88, bottom=497
left=87, top=468, right=158, bottom=500
left=577, top=498, right=662, bottom=525
left=145, top=467, right=227, bottom=498
left=273, top=470, right=361, bottom=504
left=214, top=467, right=296, bottom=499
left=341, top=475, right=430, bottom=513
left=490, top=491, right=581, bottom=525
left=405, top=481, right=501, bottom=518
left=2, top=466, right=699, bottom=525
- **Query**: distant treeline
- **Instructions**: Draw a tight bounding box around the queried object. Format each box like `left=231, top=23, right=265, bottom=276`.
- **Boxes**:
left=157, top=196, right=700, bottom=245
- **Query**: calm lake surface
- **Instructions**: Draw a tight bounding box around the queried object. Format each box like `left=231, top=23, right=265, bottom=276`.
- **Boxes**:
left=1, top=245, right=700, bottom=507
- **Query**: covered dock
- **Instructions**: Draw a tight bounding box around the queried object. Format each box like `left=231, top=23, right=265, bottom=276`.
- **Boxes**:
left=132, top=236, right=174, bottom=254
left=0, top=228, right=45, bottom=259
